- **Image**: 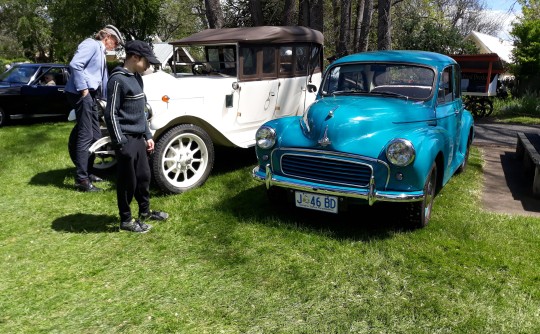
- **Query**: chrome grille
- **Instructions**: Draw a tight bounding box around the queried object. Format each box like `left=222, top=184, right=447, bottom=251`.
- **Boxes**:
left=280, top=153, right=372, bottom=187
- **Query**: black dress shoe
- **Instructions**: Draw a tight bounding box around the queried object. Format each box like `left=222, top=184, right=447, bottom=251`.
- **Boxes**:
left=89, top=174, right=104, bottom=182
left=74, top=180, right=102, bottom=192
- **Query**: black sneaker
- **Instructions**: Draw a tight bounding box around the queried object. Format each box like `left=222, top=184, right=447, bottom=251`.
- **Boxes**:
left=140, top=210, right=169, bottom=221
left=120, top=219, right=152, bottom=233
left=137, top=220, right=152, bottom=231
left=89, top=174, right=105, bottom=182
left=74, top=179, right=102, bottom=192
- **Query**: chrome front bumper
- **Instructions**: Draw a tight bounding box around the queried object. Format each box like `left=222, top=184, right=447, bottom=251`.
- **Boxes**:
left=252, top=165, right=424, bottom=205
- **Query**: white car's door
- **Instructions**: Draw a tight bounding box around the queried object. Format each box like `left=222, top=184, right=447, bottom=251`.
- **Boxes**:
left=235, top=79, right=279, bottom=125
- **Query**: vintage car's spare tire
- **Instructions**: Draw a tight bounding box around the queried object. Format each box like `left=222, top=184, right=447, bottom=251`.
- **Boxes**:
left=406, top=163, right=437, bottom=228
left=88, top=136, right=117, bottom=170
left=68, top=127, right=116, bottom=170
left=151, top=124, right=214, bottom=194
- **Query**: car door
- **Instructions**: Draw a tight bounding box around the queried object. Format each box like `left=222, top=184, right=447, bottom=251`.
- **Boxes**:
left=21, top=66, right=69, bottom=116
left=235, top=46, right=279, bottom=126
left=436, top=65, right=462, bottom=170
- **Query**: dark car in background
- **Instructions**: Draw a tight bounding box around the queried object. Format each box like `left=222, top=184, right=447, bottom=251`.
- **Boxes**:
left=0, top=63, right=70, bottom=126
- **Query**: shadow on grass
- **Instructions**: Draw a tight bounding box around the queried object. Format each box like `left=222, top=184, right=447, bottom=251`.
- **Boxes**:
left=51, top=213, right=118, bottom=233
left=217, top=185, right=414, bottom=242
left=30, top=167, right=115, bottom=190
left=29, top=167, right=75, bottom=190
left=213, top=146, right=257, bottom=176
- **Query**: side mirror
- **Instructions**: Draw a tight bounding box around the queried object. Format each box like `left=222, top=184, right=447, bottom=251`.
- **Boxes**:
left=307, top=84, right=318, bottom=93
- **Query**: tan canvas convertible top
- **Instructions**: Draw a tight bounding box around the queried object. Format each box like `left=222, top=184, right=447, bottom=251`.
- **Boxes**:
left=170, top=26, right=324, bottom=46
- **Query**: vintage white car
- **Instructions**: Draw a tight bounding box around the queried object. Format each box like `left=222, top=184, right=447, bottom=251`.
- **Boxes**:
left=139, top=26, right=324, bottom=193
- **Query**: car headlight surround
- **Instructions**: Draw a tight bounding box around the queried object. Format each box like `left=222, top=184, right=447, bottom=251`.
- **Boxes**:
left=386, top=139, right=415, bottom=166
left=256, top=126, right=276, bottom=149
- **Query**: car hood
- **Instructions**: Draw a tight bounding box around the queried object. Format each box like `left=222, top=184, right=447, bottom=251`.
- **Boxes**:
left=290, top=96, right=435, bottom=157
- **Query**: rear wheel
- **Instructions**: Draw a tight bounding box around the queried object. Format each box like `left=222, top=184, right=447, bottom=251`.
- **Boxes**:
left=152, top=124, right=214, bottom=193
left=457, top=134, right=472, bottom=174
left=405, top=163, right=437, bottom=228
left=0, top=107, right=9, bottom=127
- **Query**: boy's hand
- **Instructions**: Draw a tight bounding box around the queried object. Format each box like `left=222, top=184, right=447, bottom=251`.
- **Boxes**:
left=146, top=139, right=155, bottom=153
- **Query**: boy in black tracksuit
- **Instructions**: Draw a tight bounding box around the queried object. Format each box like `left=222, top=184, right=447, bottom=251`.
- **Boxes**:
left=104, top=40, right=168, bottom=233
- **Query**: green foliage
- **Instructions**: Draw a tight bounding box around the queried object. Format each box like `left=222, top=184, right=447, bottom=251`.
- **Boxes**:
left=0, top=0, right=53, bottom=62
left=47, top=0, right=162, bottom=60
left=511, top=0, right=540, bottom=93
left=492, top=93, right=540, bottom=123
left=395, top=17, right=479, bottom=54
left=0, top=57, right=30, bottom=70
left=1, top=121, right=540, bottom=332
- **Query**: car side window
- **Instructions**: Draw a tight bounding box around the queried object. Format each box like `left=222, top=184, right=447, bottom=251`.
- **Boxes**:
left=438, top=66, right=454, bottom=104
left=241, top=47, right=258, bottom=76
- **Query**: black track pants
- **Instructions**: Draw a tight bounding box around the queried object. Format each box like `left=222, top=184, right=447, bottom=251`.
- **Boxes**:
left=115, top=134, right=150, bottom=223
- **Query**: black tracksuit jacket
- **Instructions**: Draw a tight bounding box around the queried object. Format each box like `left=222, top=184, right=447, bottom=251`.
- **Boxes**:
left=104, top=66, right=152, bottom=147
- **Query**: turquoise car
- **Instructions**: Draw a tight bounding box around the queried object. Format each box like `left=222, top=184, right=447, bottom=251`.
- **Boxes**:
left=252, top=50, right=474, bottom=228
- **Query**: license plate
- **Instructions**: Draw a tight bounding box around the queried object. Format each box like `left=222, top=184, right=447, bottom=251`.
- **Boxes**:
left=295, top=191, right=338, bottom=213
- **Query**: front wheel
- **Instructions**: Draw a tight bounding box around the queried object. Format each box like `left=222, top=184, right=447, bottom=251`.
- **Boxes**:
left=151, top=124, right=214, bottom=194
left=405, top=163, right=437, bottom=228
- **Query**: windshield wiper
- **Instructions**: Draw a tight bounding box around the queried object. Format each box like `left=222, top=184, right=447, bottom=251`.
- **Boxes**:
left=328, top=90, right=368, bottom=96
left=370, top=90, right=410, bottom=100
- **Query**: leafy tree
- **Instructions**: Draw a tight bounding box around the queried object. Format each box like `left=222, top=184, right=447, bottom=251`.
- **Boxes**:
left=0, top=0, right=53, bottom=61
left=47, top=0, right=161, bottom=61
left=155, top=0, right=205, bottom=41
left=511, top=0, right=540, bottom=93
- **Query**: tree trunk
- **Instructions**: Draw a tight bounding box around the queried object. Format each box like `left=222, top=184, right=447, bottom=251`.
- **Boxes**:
left=332, top=0, right=340, bottom=54
left=353, top=0, right=365, bottom=53
left=377, top=0, right=391, bottom=50
left=204, top=0, right=224, bottom=28
left=337, top=0, right=352, bottom=56
left=250, top=0, right=264, bottom=26
left=358, top=0, right=373, bottom=52
left=283, top=0, right=297, bottom=26
left=298, top=0, right=308, bottom=26
left=310, top=0, right=324, bottom=32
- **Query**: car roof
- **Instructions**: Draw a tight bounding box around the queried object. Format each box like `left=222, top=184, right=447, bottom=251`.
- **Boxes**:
left=334, top=50, right=457, bottom=68
left=13, top=63, right=67, bottom=67
left=170, top=26, right=324, bottom=46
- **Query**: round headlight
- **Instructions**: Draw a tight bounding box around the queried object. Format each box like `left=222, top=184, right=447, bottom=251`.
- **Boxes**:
left=386, top=139, right=415, bottom=166
left=256, top=126, right=276, bottom=149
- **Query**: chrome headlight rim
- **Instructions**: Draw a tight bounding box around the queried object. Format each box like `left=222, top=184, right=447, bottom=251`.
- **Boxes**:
left=256, top=126, right=276, bottom=149
left=386, top=138, right=415, bottom=166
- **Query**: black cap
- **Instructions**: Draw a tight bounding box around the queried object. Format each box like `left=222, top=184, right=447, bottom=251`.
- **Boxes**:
left=125, top=40, right=160, bottom=65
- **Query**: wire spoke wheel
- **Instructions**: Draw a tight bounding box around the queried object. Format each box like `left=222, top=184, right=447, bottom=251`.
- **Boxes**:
left=152, top=124, right=214, bottom=193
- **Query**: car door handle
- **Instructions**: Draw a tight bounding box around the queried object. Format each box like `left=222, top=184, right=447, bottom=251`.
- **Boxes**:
left=269, top=92, right=275, bottom=96
left=57, top=88, right=64, bottom=92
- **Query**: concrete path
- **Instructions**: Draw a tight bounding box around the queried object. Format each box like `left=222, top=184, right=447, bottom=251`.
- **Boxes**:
left=473, top=119, right=540, bottom=217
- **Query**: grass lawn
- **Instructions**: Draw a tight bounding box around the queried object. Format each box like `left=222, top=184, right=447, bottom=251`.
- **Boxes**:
left=1, top=120, right=540, bottom=333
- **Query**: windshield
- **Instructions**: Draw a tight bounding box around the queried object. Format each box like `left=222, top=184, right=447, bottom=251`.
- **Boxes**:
left=173, top=45, right=237, bottom=77
left=0, top=65, right=39, bottom=84
left=321, top=63, right=435, bottom=100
